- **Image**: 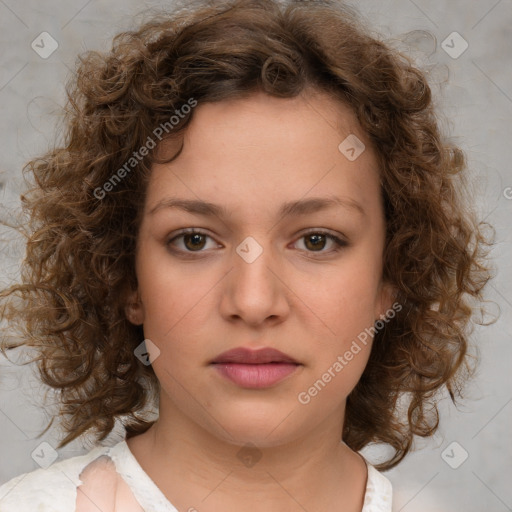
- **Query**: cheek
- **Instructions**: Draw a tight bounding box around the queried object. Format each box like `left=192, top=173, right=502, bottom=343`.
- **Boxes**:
left=295, top=260, right=380, bottom=340
left=136, top=240, right=206, bottom=312
left=289, top=252, right=380, bottom=394
left=135, top=254, right=187, bottom=343
left=295, top=274, right=375, bottom=410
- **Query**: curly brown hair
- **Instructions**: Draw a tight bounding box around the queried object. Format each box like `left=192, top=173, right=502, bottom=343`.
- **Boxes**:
left=0, top=0, right=494, bottom=470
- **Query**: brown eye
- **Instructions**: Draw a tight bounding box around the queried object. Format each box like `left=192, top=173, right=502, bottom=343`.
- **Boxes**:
left=167, top=230, right=218, bottom=254
left=183, top=233, right=207, bottom=251
left=294, top=231, right=348, bottom=254
left=304, top=233, right=328, bottom=251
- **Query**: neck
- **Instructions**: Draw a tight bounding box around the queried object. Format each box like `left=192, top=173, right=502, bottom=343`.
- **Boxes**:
left=126, top=398, right=368, bottom=511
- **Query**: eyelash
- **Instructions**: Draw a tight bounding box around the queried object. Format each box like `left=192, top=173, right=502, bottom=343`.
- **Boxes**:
left=166, top=229, right=348, bottom=257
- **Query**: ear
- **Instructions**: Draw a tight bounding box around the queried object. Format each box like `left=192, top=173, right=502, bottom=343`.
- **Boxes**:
left=375, top=280, right=399, bottom=322
left=125, top=289, right=144, bottom=326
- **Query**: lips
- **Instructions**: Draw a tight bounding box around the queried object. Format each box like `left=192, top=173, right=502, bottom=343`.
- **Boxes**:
left=210, top=347, right=301, bottom=389
left=210, top=347, right=298, bottom=365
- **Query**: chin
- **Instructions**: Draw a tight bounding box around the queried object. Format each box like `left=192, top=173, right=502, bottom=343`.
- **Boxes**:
left=205, top=407, right=306, bottom=449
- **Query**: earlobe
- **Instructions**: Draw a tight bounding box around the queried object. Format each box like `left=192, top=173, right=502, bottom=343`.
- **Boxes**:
left=125, top=291, right=144, bottom=326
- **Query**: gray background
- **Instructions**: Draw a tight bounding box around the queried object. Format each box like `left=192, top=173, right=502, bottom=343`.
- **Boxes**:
left=0, top=1, right=511, bottom=511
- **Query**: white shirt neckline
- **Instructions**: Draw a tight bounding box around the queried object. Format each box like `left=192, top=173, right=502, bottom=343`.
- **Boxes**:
left=107, top=440, right=392, bottom=511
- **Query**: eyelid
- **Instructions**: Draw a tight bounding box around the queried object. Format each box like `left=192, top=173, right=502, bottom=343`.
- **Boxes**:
left=292, top=229, right=348, bottom=254
left=295, top=228, right=347, bottom=242
left=167, top=228, right=221, bottom=250
left=166, top=228, right=348, bottom=255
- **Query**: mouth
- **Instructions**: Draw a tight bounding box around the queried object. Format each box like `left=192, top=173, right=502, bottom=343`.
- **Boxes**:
left=210, top=347, right=301, bottom=389
left=210, top=347, right=299, bottom=365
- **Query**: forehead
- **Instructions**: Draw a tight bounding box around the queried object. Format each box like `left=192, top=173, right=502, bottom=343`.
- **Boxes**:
left=178, top=89, right=368, bottom=158
left=145, top=90, right=381, bottom=221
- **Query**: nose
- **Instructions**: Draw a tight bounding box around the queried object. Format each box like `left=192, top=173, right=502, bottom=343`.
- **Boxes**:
left=219, top=237, right=290, bottom=328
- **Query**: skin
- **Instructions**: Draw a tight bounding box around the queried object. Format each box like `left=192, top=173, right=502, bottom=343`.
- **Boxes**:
left=124, top=89, right=395, bottom=512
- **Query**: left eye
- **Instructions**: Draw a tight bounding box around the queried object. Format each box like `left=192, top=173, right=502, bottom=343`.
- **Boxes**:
left=294, top=231, right=347, bottom=253
left=166, top=230, right=347, bottom=254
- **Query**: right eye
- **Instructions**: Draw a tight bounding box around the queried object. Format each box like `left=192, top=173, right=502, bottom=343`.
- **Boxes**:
left=166, top=229, right=221, bottom=254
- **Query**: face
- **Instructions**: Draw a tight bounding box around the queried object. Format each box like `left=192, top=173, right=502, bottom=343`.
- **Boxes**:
left=126, top=89, right=394, bottom=448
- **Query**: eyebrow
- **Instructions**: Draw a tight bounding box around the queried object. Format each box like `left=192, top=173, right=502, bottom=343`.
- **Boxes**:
left=149, top=195, right=366, bottom=218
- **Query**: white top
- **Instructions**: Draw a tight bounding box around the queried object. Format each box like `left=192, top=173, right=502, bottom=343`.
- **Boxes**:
left=0, top=440, right=392, bottom=511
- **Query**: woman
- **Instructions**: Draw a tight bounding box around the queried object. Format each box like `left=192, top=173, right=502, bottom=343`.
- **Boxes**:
left=0, top=0, right=492, bottom=510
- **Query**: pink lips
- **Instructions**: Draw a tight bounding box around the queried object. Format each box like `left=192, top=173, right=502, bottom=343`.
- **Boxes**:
left=210, top=347, right=301, bottom=389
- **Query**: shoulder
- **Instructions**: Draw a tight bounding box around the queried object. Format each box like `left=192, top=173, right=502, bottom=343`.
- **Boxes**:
left=0, top=444, right=113, bottom=512
left=362, top=462, right=393, bottom=512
